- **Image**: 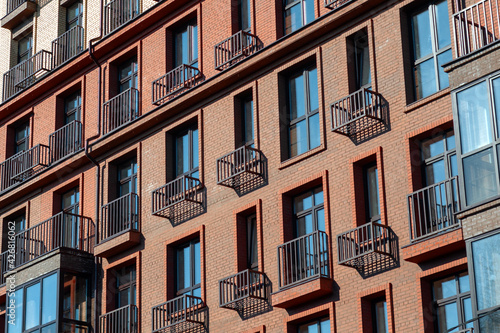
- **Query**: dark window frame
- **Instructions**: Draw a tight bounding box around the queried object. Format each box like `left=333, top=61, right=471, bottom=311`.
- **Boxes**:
left=14, top=121, right=30, bottom=154
left=61, top=186, right=80, bottom=215
left=17, top=33, right=33, bottom=64
left=240, top=94, right=254, bottom=148
left=246, top=214, right=258, bottom=270
left=283, top=0, right=315, bottom=35
left=173, top=20, right=198, bottom=68
left=174, top=238, right=201, bottom=297
left=117, top=158, right=138, bottom=197
left=349, top=29, right=372, bottom=92
left=297, top=316, right=330, bottom=332
left=118, top=56, right=138, bottom=93
left=293, top=186, right=324, bottom=237
left=114, top=264, right=137, bottom=309
left=420, top=129, right=456, bottom=187
left=64, top=91, right=82, bottom=125
left=66, top=1, right=83, bottom=30
left=174, top=126, right=199, bottom=179
left=363, top=162, right=381, bottom=224
left=371, top=297, right=389, bottom=333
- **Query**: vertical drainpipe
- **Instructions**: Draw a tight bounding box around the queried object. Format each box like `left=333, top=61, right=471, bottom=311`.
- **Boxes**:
left=84, top=0, right=104, bottom=330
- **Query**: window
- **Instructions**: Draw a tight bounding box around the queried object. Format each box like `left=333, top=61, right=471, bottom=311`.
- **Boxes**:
left=174, top=21, right=198, bottom=68
left=286, top=66, right=320, bottom=158
left=62, top=273, right=88, bottom=323
left=62, top=187, right=80, bottom=248
left=236, top=93, right=254, bottom=148
left=293, top=187, right=324, bottom=237
left=10, top=213, right=25, bottom=235
left=2, top=212, right=25, bottom=252
left=432, top=272, right=473, bottom=332
left=364, top=163, right=381, bottom=224
left=118, top=57, right=138, bottom=93
left=421, top=130, right=457, bottom=187
left=175, top=126, right=199, bottom=179
left=175, top=239, right=201, bottom=297
left=14, top=121, right=29, bottom=154
left=469, top=232, right=500, bottom=332
left=238, top=0, right=251, bottom=32
left=298, top=317, right=330, bottom=332
left=117, top=158, right=138, bottom=196
left=350, top=30, right=371, bottom=91
left=410, top=0, right=451, bottom=100
left=114, top=265, right=136, bottom=308
left=17, top=33, right=32, bottom=64
left=64, top=91, right=81, bottom=124
left=454, top=74, right=500, bottom=206
left=372, top=299, right=389, bottom=333
left=66, top=1, right=83, bottom=30
left=284, top=0, right=314, bottom=35
left=62, top=187, right=79, bottom=214
left=246, top=214, right=258, bottom=269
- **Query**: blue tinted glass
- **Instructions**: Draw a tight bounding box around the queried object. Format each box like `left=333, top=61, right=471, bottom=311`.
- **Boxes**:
left=457, top=81, right=492, bottom=154
left=309, top=113, right=320, bottom=150
left=192, top=129, right=199, bottom=169
left=320, top=319, right=331, bottom=332
left=464, top=148, right=498, bottom=205
left=176, top=133, right=189, bottom=176
left=194, top=241, right=200, bottom=285
left=437, top=49, right=452, bottom=89
left=314, top=188, right=323, bottom=205
left=285, top=3, right=302, bottom=34
left=290, top=73, right=305, bottom=120
left=304, top=0, right=315, bottom=25
left=446, top=132, right=455, bottom=150
left=192, top=24, right=198, bottom=63
left=450, top=154, right=458, bottom=177
left=290, top=119, right=307, bottom=157
left=412, top=9, right=432, bottom=59
left=191, top=170, right=199, bottom=180
left=316, top=208, right=325, bottom=232
left=463, top=297, right=474, bottom=329
left=425, top=159, right=446, bottom=185
left=492, top=77, right=500, bottom=139
left=182, top=30, right=189, bottom=65
left=435, top=0, right=451, bottom=49
left=26, top=282, right=41, bottom=329
left=308, top=68, right=319, bottom=112
left=41, top=323, right=57, bottom=333
left=434, top=276, right=457, bottom=299
left=472, top=232, right=500, bottom=310
left=193, top=287, right=201, bottom=298
left=177, top=245, right=190, bottom=290
left=8, top=289, right=23, bottom=333
left=459, top=273, right=470, bottom=293
left=415, top=58, right=437, bottom=99
left=422, top=135, right=445, bottom=159
left=42, top=273, right=58, bottom=324
left=442, top=302, right=459, bottom=331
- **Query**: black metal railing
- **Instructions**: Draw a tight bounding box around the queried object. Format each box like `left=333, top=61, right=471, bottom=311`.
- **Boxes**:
left=337, top=222, right=393, bottom=267
left=216, top=145, right=263, bottom=187
left=151, top=64, right=201, bottom=105
left=100, top=193, right=139, bottom=243
left=151, top=175, right=202, bottom=217
left=52, top=25, right=85, bottom=68
left=453, top=0, right=500, bottom=57
left=407, top=176, right=460, bottom=243
left=102, top=87, right=140, bottom=134
left=3, top=50, right=52, bottom=100
left=6, top=0, right=29, bottom=15
left=104, top=0, right=140, bottom=35
left=49, top=120, right=83, bottom=163
left=277, top=230, right=329, bottom=289
left=0, top=251, right=10, bottom=286
left=219, top=269, right=268, bottom=310
left=152, top=295, right=205, bottom=332
left=14, top=211, right=94, bottom=268
left=331, top=88, right=383, bottom=136
left=214, top=30, right=260, bottom=71
left=99, top=304, right=139, bottom=333
left=324, top=0, right=353, bottom=9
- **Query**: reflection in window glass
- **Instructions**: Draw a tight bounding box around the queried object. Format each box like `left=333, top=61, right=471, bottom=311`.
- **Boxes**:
left=463, top=148, right=498, bottom=205
left=42, top=273, right=58, bottom=324
left=63, top=274, right=88, bottom=321
left=472, top=233, right=500, bottom=311
left=298, top=317, right=330, bottom=333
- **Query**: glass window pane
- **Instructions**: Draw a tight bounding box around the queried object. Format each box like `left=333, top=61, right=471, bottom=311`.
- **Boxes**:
left=437, top=302, right=459, bottom=332
left=366, top=165, right=380, bottom=220
left=194, top=241, right=201, bottom=285
left=437, top=49, right=452, bottom=90
left=446, top=131, right=456, bottom=150
left=63, top=274, right=87, bottom=321
left=290, top=119, right=307, bottom=157
left=463, top=148, right=498, bottom=205
left=192, top=24, right=198, bottom=63
left=42, top=273, right=58, bottom=324
left=422, top=135, right=445, bottom=160
left=457, top=81, right=492, bottom=154
left=176, top=133, right=189, bottom=176
left=412, top=9, right=433, bottom=59
left=414, top=58, right=437, bottom=100
left=433, top=275, right=457, bottom=299
left=177, top=245, right=191, bottom=291
left=374, top=300, right=389, bottom=333
left=285, top=3, right=302, bottom=34
left=479, top=311, right=500, bottom=332
left=243, top=99, right=254, bottom=144
left=316, top=208, right=325, bottom=232
left=192, top=129, right=199, bottom=169
left=308, top=68, right=319, bottom=112
left=472, top=232, right=500, bottom=310
left=435, top=0, right=451, bottom=49
left=463, top=297, right=474, bottom=328
left=294, top=191, right=313, bottom=212
left=425, top=159, right=446, bottom=185
left=450, top=154, right=458, bottom=178
left=459, top=273, right=470, bottom=293
left=492, top=77, right=500, bottom=139
left=313, top=188, right=323, bottom=205
left=308, top=113, right=320, bottom=150
left=41, top=323, right=57, bottom=333
left=8, top=289, right=23, bottom=333
left=320, top=318, right=331, bottom=333
left=304, top=0, right=315, bottom=26
left=25, top=282, right=41, bottom=329
left=290, top=73, right=305, bottom=120
left=239, top=0, right=251, bottom=31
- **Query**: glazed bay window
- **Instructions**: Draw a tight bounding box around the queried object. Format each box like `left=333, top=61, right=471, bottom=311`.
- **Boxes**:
left=284, top=0, right=314, bottom=35
left=174, top=21, right=198, bottom=68
left=287, top=66, right=320, bottom=158
left=175, top=126, right=199, bottom=179
left=410, top=0, right=451, bottom=100
left=176, top=239, right=201, bottom=297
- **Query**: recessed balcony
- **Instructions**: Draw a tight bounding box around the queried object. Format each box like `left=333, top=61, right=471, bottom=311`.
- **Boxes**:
left=48, top=120, right=83, bottom=163
left=152, top=64, right=203, bottom=105
left=152, top=294, right=206, bottom=333
left=99, top=304, right=139, bottom=333
left=52, top=25, right=85, bottom=68
left=103, top=0, right=140, bottom=35
left=102, top=87, right=140, bottom=134
left=216, top=145, right=264, bottom=188
left=219, top=269, right=269, bottom=311
left=214, top=30, right=261, bottom=71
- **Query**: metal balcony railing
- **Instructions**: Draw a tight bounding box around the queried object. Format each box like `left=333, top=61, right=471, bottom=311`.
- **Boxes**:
left=453, top=0, right=500, bottom=57
left=6, top=0, right=29, bottom=15
left=52, top=25, right=85, bottom=68
left=100, top=193, right=139, bottom=243
left=151, top=175, right=203, bottom=219
left=99, top=304, right=139, bottom=333
left=102, top=87, right=140, bottom=134
left=14, top=211, right=94, bottom=268
left=277, top=230, right=329, bottom=289
left=216, top=145, right=263, bottom=188
left=337, top=222, right=394, bottom=268
left=457, top=328, right=474, bottom=333
left=407, top=176, right=460, bottom=243
left=49, top=120, right=83, bottom=163
left=0, top=251, right=10, bottom=286
left=152, top=64, right=202, bottom=105
left=324, top=0, right=353, bottom=10
left=3, top=50, right=52, bottom=100
left=152, top=295, right=205, bottom=333
left=219, top=269, right=268, bottom=310
left=331, top=88, right=383, bottom=137
left=214, top=30, right=260, bottom=71
left=104, top=0, right=140, bottom=35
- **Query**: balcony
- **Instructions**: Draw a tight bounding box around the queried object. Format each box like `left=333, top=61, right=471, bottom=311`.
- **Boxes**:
left=99, top=304, right=138, bottom=333
left=102, top=87, right=140, bottom=135
left=407, top=176, right=461, bottom=243
left=0, top=250, right=10, bottom=286
left=324, top=0, right=353, bottom=10
left=151, top=175, right=204, bottom=221
left=1, top=0, right=36, bottom=29
left=337, top=222, right=395, bottom=268
left=0, top=144, right=50, bottom=192
left=49, top=120, right=83, bottom=163
left=52, top=25, right=85, bottom=68
left=96, top=193, right=140, bottom=257
left=13, top=211, right=94, bottom=268
left=104, top=0, right=140, bottom=36
left=3, top=50, right=53, bottom=100
left=214, top=30, right=261, bottom=71
left=331, top=88, right=384, bottom=137
left=453, top=0, right=500, bottom=58
left=216, top=145, right=264, bottom=188
left=152, top=295, right=206, bottom=333
left=219, top=269, right=269, bottom=311
left=152, top=64, right=202, bottom=105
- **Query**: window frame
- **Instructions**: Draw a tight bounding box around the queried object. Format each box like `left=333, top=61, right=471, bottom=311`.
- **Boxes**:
left=372, top=297, right=389, bottom=333
left=64, top=91, right=81, bottom=125
left=246, top=214, right=258, bottom=270
left=17, top=33, right=33, bottom=64
left=293, top=186, right=324, bottom=237
left=283, top=0, right=315, bottom=35
left=61, top=186, right=80, bottom=215
left=14, top=121, right=30, bottom=155
left=114, top=264, right=137, bottom=309
left=297, top=316, right=331, bottom=332
left=420, top=129, right=456, bottom=187
left=174, top=126, right=199, bottom=179
left=66, top=1, right=83, bottom=30
left=117, top=158, right=138, bottom=197
left=117, top=56, right=138, bottom=93
left=173, top=20, right=198, bottom=68
left=240, top=94, right=254, bottom=148
left=174, top=238, right=201, bottom=297
left=352, top=30, right=372, bottom=91
left=363, top=162, right=381, bottom=224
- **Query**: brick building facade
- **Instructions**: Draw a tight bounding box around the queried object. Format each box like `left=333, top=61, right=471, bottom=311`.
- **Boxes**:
left=0, top=0, right=498, bottom=332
